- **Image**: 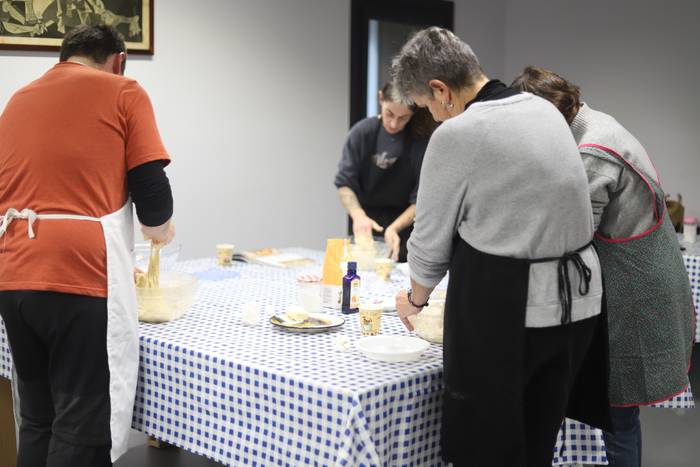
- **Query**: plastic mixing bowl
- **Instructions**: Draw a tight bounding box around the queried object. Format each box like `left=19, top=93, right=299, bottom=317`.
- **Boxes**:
left=408, top=300, right=444, bottom=344
left=136, top=271, right=198, bottom=323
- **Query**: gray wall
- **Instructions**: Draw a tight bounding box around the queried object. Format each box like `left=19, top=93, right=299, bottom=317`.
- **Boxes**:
left=2, top=0, right=696, bottom=245
left=3, top=1, right=695, bottom=252
left=0, top=0, right=351, bottom=259
left=454, top=0, right=506, bottom=79
left=0, top=0, right=510, bottom=260
left=503, top=0, right=700, bottom=216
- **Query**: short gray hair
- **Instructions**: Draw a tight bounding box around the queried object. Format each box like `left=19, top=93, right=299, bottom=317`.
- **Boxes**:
left=391, top=27, right=483, bottom=102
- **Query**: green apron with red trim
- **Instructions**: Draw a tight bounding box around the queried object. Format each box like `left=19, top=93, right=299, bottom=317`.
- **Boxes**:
left=581, top=144, right=695, bottom=406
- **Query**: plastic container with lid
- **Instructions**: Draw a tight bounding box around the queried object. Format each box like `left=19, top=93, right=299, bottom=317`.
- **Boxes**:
left=297, top=274, right=322, bottom=313
left=684, top=216, right=698, bottom=244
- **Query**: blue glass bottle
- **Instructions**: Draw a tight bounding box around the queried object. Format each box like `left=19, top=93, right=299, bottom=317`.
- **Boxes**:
left=341, top=261, right=361, bottom=314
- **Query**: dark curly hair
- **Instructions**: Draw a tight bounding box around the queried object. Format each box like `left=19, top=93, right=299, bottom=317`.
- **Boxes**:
left=510, top=66, right=581, bottom=124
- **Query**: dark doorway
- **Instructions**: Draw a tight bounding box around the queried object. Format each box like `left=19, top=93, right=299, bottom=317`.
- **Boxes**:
left=350, top=0, right=454, bottom=126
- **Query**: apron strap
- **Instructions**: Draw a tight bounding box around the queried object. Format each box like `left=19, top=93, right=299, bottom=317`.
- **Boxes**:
left=0, top=208, right=39, bottom=239
left=529, top=241, right=594, bottom=325
left=0, top=208, right=100, bottom=240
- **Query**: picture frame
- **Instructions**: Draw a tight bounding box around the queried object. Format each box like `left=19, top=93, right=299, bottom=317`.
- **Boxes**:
left=0, top=0, right=153, bottom=54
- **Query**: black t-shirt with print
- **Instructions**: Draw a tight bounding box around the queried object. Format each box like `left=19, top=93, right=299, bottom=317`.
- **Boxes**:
left=335, top=116, right=427, bottom=216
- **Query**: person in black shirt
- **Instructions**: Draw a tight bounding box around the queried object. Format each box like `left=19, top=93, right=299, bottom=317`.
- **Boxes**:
left=334, top=82, right=430, bottom=262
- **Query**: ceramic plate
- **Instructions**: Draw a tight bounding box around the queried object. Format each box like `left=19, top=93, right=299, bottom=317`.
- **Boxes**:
left=270, top=313, right=345, bottom=333
left=354, top=335, right=430, bottom=362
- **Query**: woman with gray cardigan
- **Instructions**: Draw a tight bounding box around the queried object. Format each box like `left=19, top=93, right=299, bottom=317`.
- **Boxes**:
left=392, top=28, right=612, bottom=467
left=512, top=66, right=695, bottom=467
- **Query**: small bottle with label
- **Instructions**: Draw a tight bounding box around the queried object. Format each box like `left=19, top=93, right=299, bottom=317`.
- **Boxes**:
left=341, top=261, right=361, bottom=314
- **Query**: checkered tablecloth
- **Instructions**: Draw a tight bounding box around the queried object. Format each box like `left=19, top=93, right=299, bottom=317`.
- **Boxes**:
left=679, top=236, right=700, bottom=342
left=684, top=255, right=700, bottom=343
left=0, top=248, right=696, bottom=466
left=132, top=252, right=446, bottom=466
left=0, top=323, right=10, bottom=382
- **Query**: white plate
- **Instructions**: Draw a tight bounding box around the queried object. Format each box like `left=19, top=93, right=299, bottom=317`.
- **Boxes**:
left=270, top=312, right=345, bottom=333
left=354, top=335, right=430, bottom=362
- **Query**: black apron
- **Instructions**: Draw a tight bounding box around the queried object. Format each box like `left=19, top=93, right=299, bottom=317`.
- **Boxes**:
left=347, top=120, right=417, bottom=262
left=441, top=239, right=613, bottom=466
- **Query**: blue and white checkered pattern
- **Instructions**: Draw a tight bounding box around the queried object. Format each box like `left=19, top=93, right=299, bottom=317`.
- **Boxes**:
left=131, top=252, right=446, bottom=466
left=0, top=323, right=10, bottom=380
left=553, top=419, right=608, bottom=466
left=683, top=254, right=700, bottom=343
left=0, top=248, right=697, bottom=466
left=651, top=385, right=696, bottom=409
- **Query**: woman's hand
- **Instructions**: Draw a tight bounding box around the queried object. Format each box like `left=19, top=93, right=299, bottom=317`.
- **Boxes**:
left=352, top=213, right=384, bottom=239
left=396, top=289, right=422, bottom=331
left=384, top=226, right=401, bottom=261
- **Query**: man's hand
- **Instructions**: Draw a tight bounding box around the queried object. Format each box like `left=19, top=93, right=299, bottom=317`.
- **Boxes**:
left=141, top=221, right=175, bottom=245
left=396, top=289, right=422, bottom=331
left=384, top=226, right=400, bottom=261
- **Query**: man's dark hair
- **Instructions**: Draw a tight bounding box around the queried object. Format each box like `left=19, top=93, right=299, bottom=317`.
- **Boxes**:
left=59, top=24, right=126, bottom=69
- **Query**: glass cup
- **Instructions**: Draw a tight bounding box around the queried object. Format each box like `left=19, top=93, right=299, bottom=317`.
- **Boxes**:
left=216, top=243, right=235, bottom=266
left=375, top=258, right=393, bottom=282
left=297, top=278, right=322, bottom=313
left=359, top=301, right=383, bottom=336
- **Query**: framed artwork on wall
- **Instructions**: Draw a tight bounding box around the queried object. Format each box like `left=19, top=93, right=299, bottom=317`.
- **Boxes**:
left=0, top=0, right=153, bottom=54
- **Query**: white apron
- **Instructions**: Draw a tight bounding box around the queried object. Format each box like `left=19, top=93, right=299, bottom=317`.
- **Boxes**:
left=0, top=201, right=139, bottom=462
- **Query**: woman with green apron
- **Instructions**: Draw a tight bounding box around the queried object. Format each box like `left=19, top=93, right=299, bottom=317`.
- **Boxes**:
left=512, top=66, right=695, bottom=467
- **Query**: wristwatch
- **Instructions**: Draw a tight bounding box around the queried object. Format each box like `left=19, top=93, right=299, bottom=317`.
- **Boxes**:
left=407, top=289, right=429, bottom=309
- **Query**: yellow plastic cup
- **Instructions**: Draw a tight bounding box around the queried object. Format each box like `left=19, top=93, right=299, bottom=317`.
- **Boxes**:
left=359, top=301, right=383, bottom=336
left=216, top=243, right=235, bottom=266
left=375, top=258, right=393, bottom=281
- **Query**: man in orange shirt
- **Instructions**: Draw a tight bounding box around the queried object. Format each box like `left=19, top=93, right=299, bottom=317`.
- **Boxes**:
left=0, top=25, right=174, bottom=466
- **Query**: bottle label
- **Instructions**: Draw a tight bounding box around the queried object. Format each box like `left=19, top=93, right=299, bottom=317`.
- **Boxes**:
left=350, top=278, right=360, bottom=309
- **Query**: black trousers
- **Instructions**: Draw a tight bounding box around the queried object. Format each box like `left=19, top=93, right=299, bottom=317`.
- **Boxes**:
left=523, top=316, right=599, bottom=467
left=0, top=291, right=112, bottom=467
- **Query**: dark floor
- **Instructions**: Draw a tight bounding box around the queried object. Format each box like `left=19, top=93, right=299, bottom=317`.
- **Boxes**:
left=116, top=444, right=220, bottom=467
left=117, top=349, right=700, bottom=467
left=639, top=347, right=700, bottom=467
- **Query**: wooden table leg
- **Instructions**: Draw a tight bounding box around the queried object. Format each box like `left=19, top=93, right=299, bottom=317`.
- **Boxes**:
left=0, top=377, right=18, bottom=466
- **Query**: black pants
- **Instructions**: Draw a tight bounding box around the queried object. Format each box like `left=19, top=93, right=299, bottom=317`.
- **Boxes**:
left=0, top=291, right=112, bottom=467
left=523, top=316, right=599, bottom=467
